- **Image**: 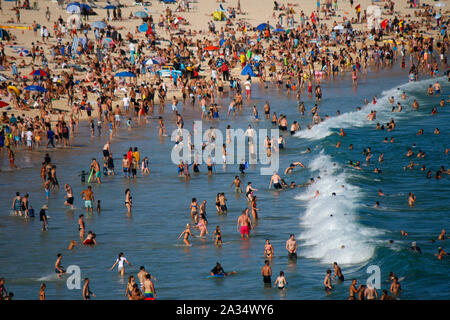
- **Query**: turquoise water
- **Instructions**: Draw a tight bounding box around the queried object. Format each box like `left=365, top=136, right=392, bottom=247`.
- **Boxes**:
left=0, top=68, right=449, bottom=299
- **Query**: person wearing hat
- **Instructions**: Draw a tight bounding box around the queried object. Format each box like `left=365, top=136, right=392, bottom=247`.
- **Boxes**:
left=410, top=242, right=421, bottom=254
left=39, top=205, right=48, bottom=231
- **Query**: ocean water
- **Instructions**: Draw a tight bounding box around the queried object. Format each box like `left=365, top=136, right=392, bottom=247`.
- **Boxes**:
left=0, top=68, right=449, bottom=300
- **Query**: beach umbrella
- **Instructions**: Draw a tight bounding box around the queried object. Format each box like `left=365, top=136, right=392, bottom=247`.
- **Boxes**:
left=333, top=25, right=344, bottom=30
left=204, top=46, right=219, bottom=51
left=91, top=21, right=107, bottom=29
left=114, top=71, right=136, bottom=78
left=256, top=23, right=273, bottom=31
left=273, top=28, right=285, bottom=33
left=253, top=55, right=262, bottom=62
left=138, top=24, right=150, bottom=32
left=134, top=11, right=148, bottom=18
left=24, top=85, right=47, bottom=93
left=145, top=59, right=159, bottom=65
left=30, top=70, right=48, bottom=77
left=435, top=2, right=446, bottom=7
left=162, top=0, right=176, bottom=3
left=104, top=5, right=116, bottom=9
left=18, top=49, right=30, bottom=56
left=7, top=85, right=20, bottom=95
left=241, top=65, right=257, bottom=77
left=0, top=101, right=9, bottom=108
left=67, top=4, right=81, bottom=13
left=102, top=38, right=114, bottom=46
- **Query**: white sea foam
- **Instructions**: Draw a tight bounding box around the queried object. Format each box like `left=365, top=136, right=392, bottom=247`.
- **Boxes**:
left=296, top=152, right=383, bottom=265
left=295, top=77, right=445, bottom=140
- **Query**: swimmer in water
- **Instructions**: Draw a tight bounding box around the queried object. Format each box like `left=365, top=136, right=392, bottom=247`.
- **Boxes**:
left=274, top=271, right=287, bottom=290
left=264, top=239, right=274, bottom=259
left=324, top=269, right=333, bottom=293
left=178, top=224, right=195, bottom=246
left=332, top=262, right=344, bottom=282
left=284, top=161, right=306, bottom=174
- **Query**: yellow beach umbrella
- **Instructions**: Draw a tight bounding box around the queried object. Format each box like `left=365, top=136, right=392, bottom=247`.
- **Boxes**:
left=7, top=85, right=20, bottom=95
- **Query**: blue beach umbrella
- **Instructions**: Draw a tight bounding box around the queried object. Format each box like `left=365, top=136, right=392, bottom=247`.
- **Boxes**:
left=66, top=4, right=81, bottom=13
left=24, top=85, right=47, bottom=93
left=115, top=71, right=136, bottom=78
left=104, top=5, right=116, bottom=9
left=256, top=23, right=273, bottom=31
left=91, top=21, right=107, bottom=29
left=134, top=11, right=148, bottom=18
left=138, top=24, right=149, bottom=32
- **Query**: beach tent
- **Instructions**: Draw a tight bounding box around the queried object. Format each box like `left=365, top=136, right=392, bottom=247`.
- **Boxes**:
left=0, top=28, right=10, bottom=41
left=241, top=65, right=257, bottom=77
left=213, top=11, right=225, bottom=21
left=67, top=14, right=82, bottom=29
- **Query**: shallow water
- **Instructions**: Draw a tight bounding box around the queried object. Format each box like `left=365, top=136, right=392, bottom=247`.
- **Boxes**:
left=0, top=67, right=449, bottom=300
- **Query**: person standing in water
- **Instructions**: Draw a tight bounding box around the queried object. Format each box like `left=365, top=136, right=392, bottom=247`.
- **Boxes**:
left=237, top=209, right=252, bottom=239
left=83, top=278, right=96, bottom=300
left=55, top=253, right=66, bottom=278
left=324, top=269, right=333, bottom=293
left=64, top=184, right=74, bottom=209
left=81, top=186, right=94, bottom=214
left=261, top=260, right=272, bottom=286
left=39, top=283, right=46, bottom=300
left=110, top=252, right=132, bottom=277
left=285, top=234, right=298, bottom=258
left=332, top=262, right=344, bottom=282
left=125, top=189, right=132, bottom=214
left=269, top=172, right=282, bottom=190
left=143, top=273, right=156, bottom=300
left=178, top=224, right=195, bottom=246
left=274, top=271, right=287, bottom=290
